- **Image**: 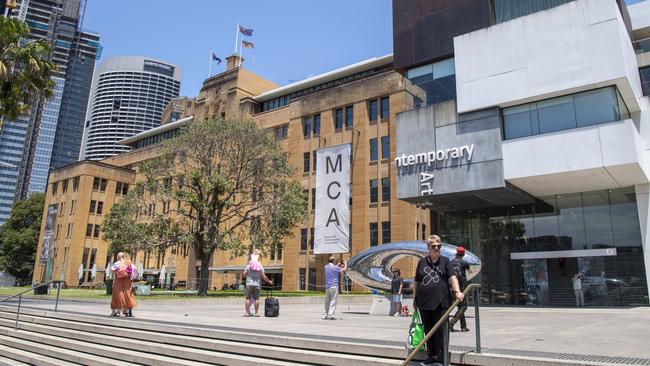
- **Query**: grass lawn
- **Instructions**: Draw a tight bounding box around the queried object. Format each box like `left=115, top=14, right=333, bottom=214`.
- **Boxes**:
left=0, top=286, right=368, bottom=300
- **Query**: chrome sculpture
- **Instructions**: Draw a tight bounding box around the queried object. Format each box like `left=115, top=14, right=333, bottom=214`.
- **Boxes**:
left=346, top=241, right=481, bottom=293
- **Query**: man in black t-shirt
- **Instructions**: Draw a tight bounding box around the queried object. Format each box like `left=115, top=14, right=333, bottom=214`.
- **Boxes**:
left=391, top=268, right=403, bottom=316
left=450, top=246, right=470, bottom=332
left=414, top=235, right=464, bottom=366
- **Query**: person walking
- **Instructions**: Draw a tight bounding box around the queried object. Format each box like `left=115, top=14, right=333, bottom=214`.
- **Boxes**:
left=110, top=252, right=137, bottom=317
left=322, top=257, right=347, bottom=320
left=449, top=246, right=470, bottom=332
left=243, top=249, right=273, bottom=317
left=413, top=235, right=464, bottom=366
left=573, top=272, right=585, bottom=307
left=391, top=268, right=403, bottom=316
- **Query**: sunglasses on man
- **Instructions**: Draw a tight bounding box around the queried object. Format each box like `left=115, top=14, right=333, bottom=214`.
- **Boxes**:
left=428, top=244, right=441, bottom=250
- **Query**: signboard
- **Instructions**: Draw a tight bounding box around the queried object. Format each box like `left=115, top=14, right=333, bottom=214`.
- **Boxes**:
left=39, top=204, right=58, bottom=263
left=314, top=144, right=351, bottom=254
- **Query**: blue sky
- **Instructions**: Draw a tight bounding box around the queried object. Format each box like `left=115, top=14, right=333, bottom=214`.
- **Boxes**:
left=84, top=0, right=393, bottom=97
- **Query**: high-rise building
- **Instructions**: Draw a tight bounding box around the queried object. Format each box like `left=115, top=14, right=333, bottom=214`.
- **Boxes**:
left=0, top=0, right=100, bottom=225
left=81, top=56, right=181, bottom=160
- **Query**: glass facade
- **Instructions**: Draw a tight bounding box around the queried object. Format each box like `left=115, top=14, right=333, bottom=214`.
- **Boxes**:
left=640, top=66, right=650, bottom=96
left=406, top=58, right=456, bottom=109
left=438, top=187, right=648, bottom=307
left=493, top=0, right=574, bottom=24
left=503, top=87, right=630, bottom=140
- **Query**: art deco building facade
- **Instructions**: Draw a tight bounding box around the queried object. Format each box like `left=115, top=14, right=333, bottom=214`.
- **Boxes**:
left=80, top=56, right=181, bottom=160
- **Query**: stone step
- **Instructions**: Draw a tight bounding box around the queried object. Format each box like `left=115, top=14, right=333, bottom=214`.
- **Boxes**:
left=0, top=333, right=129, bottom=366
left=0, top=347, right=53, bottom=366
left=0, top=305, right=405, bottom=363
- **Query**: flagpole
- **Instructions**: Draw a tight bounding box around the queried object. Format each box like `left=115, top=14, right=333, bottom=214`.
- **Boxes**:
left=234, top=22, right=239, bottom=55
left=208, top=50, right=213, bottom=77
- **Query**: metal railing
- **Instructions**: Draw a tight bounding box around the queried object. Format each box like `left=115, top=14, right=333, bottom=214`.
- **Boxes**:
left=0, top=280, right=64, bottom=330
left=401, top=283, right=482, bottom=366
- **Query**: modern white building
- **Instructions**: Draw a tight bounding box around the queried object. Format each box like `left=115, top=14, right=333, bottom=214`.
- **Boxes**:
left=394, top=0, right=650, bottom=306
left=81, top=56, right=181, bottom=160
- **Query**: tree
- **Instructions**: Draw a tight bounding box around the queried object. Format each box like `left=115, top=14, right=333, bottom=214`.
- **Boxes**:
left=0, top=193, right=45, bottom=283
left=0, top=16, right=57, bottom=127
left=103, top=118, right=307, bottom=296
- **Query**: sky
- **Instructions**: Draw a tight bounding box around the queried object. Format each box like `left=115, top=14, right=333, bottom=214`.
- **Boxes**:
left=83, top=0, right=393, bottom=97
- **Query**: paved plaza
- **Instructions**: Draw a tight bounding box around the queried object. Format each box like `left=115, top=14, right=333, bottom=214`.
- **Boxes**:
left=14, top=295, right=650, bottom=362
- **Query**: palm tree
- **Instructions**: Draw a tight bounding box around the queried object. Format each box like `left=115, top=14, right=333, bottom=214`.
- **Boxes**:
left=0, top=16, right=57, bottom=127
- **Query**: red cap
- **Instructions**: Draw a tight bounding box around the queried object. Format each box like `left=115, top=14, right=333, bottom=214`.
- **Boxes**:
left=456, top=246, right=465, bottom=255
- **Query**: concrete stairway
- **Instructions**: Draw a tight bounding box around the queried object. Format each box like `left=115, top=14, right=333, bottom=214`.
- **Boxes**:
left=0, top=305, right=412, bottom=366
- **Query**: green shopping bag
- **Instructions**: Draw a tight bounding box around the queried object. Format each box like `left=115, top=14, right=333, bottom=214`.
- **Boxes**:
left=406, top=308, right=426, bottom=351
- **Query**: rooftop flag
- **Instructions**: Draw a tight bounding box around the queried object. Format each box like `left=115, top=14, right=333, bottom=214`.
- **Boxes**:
left=242, top=40, right=254, bottom=49
left=239, top=25, right=254, bottom=36
left=211, top=52, right=222, bottom=64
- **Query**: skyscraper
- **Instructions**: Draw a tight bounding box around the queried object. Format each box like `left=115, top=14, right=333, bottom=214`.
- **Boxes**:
left=81, top=56, right=181, bottom=160
left=0, top=0, right=100, bottom=225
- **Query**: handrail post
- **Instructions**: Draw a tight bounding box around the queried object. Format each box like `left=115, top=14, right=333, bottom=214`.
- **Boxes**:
left=55, top=281, right=61, bottom=312
left=443, top=319, right=450, bottom=366
left=474, top=286, right=481, bottom=354
left=15, top=294, right=21, bottom=330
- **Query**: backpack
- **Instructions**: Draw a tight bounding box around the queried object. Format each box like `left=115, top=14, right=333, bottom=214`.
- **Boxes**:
left=116, top=263, right=129, bottom=279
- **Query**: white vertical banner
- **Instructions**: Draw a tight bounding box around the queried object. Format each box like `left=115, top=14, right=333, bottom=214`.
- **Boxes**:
left=314, top=144, right=351, bottom=254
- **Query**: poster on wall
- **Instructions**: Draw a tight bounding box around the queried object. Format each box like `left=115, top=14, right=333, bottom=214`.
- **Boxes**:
left=39, top=204, right=58, bottom=263
left=314, top=144, right=351, bottom=254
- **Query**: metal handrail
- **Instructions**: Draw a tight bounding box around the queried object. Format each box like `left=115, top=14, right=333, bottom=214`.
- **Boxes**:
left=401, top=283, right=482, bottom=366
left=0, top=280, right=64, bottom=330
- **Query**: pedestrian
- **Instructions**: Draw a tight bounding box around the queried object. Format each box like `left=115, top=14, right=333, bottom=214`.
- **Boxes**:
left=242, top=249, right=273, bottom=317
left=110, top=252, right=137, bottom=317
left=449, top=246, right=470, bottom=332
left=391, top=268, right=403, bottom=316
left=573, top=272, right=585, bottom=307
left=413, top=235, right=464, bottom=366
left=322, top=256, right=347, bottom=320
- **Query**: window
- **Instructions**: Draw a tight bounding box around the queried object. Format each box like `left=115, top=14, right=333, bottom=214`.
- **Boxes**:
left=72, top=176, right=79, bottom=192
left=51, top=182, right=58, bottom=195
left=334, top=108, right=343, bottom=129
left=92, top=177, right=99, bottom=191
left=66, top=223, right=72, bottom=239
left=89, top=200, right=96, bottom=213
left=370, top=223, right=378, bottom=246
left=303, top=117, right=312, bottom=138
left=70, top=200, right=76, bottom=215
left=406, top=58, right=456, bottom=108
left=311, top=188, right=316, bottom=210
left=370, top=179, right=378, bottom=203
left=422, top=224, right=426, bottom=240
left=61, top=180, right=68, bottom=194
left=493, top=0, right=573, bottom=23
left=93, top=177, right=107, bottom=192
left=369, top=100, right=378, bottom=121
left=381, top=177, right=390, bottom=202
left=313, top=114, right=321, bottom=136
left=382, top=221, right=391, bottom=244
left=274, top=125, right=288, bottom=140
left=345, top=106, right=354, bottom=127
left=310, top=228, right=314, bottom=250
left=640, top=67, right=650, bottom=96
left=85, top=224, right=93, bottom=237
left=312, top=151, right=317, bottom=172
left=503, top=87, right=631, bottom=140
left=116, top=182, right=129, bottom=195
left=369, top=138, right=378, bottom=162
left=96, top=201, right=104, bottom=215
left=380, top=97, right=389, bottom=119
left=93, top=224, right=100, bottom=238
left=303, top=152, right=310, bottom=173
left=381, top=136, right=390, bottom=160
left=300, top=228, right=308, bottom=251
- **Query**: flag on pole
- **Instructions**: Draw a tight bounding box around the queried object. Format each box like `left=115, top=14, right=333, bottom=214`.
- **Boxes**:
left=211, top=52, right=222, bottom=64
left=239, top=25, right=254, bottom=36
left=242, top=40, right=254, bottom=49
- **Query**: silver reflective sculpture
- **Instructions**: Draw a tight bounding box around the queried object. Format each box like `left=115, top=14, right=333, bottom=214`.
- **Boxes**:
left=346, top=241, right=481, bottom=293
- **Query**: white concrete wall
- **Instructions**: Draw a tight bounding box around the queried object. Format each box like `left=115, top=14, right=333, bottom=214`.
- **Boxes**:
left=503, top=119, right=649, bottom=196
left=628, top=0, right=650, bottom=32
left=455, top=0, right=643, bottom=114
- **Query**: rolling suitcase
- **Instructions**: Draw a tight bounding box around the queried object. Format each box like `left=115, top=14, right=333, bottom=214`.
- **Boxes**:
left=264, top=289, right=279, bottom=317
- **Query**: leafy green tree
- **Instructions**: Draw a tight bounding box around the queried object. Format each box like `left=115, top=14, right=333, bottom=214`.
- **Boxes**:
left=104, top=118, right=307, bottom=296
left=0, top=16, right=57, bottom=127
left=0, top=193, right=45, bottom=283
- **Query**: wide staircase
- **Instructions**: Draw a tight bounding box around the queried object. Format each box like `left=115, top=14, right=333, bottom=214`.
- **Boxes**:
left=0, top=304, right=417, bottom=366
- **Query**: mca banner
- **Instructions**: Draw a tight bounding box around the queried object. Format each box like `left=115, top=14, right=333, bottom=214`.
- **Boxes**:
left=314, top=144, right=351, bottom=254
